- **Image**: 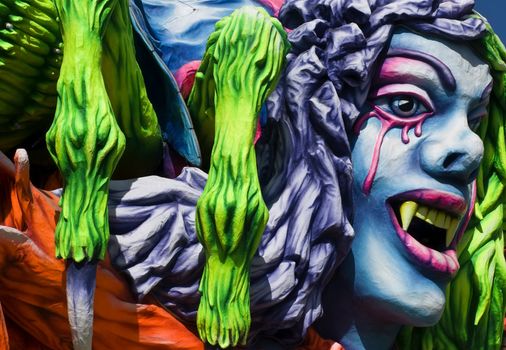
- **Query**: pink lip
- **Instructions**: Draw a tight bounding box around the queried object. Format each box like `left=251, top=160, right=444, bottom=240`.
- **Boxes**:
left=392, top=190, right=467, bottom=216
left=387, top=190, right=468, bottom=276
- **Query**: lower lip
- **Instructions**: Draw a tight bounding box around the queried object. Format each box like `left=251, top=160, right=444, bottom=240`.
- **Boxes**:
left=387, top=205, right=460, bottom=276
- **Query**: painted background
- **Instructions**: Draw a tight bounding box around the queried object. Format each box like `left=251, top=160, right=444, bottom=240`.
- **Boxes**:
left=475, top=1, right=506, bottom=40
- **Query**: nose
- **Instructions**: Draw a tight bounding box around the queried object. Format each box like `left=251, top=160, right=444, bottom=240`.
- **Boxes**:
left=420, top=129, right=483, bottom=184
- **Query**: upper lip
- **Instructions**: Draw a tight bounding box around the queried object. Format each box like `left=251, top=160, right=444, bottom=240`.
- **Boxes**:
left=389, top=189, right=467, bottom=216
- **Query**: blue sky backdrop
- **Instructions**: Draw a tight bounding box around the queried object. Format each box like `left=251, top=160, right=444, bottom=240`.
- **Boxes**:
left=475, top=1, right=506, bottom=41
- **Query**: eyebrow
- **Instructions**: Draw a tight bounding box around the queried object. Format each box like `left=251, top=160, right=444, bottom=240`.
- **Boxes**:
left=386, top=48, right=457, bottom=92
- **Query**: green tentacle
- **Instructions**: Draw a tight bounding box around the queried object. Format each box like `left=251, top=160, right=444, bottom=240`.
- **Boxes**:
left=45, top=0, right=162, bottom=262
left=188, top=7, right=289, bottom=348
left=101, top=0, right=162, bottom=178
left=46, top=0, right=125, bottom=262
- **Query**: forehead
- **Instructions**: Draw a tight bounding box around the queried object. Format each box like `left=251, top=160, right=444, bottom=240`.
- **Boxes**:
left=387, top=29, right=492, bottom=98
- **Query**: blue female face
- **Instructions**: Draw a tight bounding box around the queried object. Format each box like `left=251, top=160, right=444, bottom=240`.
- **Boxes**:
left=350, top=29, right=492, bottom=325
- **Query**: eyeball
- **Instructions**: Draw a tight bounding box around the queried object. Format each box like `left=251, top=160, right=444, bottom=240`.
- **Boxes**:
left=390, top=95, right=426, bottom=117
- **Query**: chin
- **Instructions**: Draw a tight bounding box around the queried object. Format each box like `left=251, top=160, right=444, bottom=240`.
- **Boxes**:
left=400, top=283, right=446, bottom=326
left=356, top=276, right=447, bottom=327
left=350, top=228, right=450, bottom=327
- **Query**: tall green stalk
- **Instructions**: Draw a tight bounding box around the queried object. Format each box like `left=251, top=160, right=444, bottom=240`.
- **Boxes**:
left=188, top=7, right=289, bottom=348
left=46, top=0, right=125, bottom=262
left=101, top=0, right=162, bottom=178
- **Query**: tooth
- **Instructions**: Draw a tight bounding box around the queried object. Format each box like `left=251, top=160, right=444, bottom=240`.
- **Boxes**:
left=446, top=218, right=459, bottom=247
left=400, top=201, right=418, bottom=230
left=416, top=206, right=428, bottom=220
left=444, top=215, right=452, bottom=230
left=426, top=209, right=437, bottom=224
left=435, top=211, right=447, bottom=228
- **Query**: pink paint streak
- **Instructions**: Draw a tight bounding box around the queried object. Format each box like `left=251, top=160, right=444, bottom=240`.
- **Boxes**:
left=354, top=57, right=442, bottom=194
left=354, top=106, right=433, bottom=194
left=254, top=121, right=262, bottom=144
left=454, top=181, right=477, bottom=245
left=256, top=0, right=284, bottom=16
left=174, top=60, right=201, bottom=100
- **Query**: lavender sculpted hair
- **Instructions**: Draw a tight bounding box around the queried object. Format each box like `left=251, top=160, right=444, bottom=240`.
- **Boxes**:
left=108, top=0, right=504, bottom=347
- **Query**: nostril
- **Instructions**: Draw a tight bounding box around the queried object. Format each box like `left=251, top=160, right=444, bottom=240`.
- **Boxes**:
left=442, top=153, right=462, bottom=169
left=421, top=137, right=483, bottom=183
left=439, top=151, right=480, bottom=182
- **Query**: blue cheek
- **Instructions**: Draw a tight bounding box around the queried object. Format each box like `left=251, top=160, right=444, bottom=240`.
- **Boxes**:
left=351, top=121, right=378, bottom=190
left=353, top=106, right=431, bottom=195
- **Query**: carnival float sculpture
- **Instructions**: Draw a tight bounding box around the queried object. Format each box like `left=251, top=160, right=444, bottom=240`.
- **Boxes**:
left=0, top=0, right=504, bottom=349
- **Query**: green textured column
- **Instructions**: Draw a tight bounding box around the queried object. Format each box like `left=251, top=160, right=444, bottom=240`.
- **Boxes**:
left=101, top=0, right=163, bottom=178
left=46, top=0, right=125, bottom=262
left=189, top=7, right=289, bottom=348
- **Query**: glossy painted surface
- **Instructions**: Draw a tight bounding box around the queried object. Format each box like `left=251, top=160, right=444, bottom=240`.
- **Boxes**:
left=137, top=0, right=272, bottom=71
left=317, top=29, right=492, bottom=350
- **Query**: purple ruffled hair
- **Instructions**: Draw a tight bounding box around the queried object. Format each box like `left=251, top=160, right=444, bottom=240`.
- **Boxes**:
left=108, top=0, right=486, bottom=346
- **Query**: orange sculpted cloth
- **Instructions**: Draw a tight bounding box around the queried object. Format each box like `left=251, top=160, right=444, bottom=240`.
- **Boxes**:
left=0, top=150, right=203, bottom=350
left=0, top=150, right=344, bottom=350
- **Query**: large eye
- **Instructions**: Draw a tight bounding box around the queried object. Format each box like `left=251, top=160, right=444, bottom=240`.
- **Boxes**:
left=390, top=95, right=427, bottom=117
left=371, top=86, right=434, bottom=119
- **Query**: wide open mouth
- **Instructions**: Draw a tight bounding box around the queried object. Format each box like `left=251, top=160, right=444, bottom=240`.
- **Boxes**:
left=390, top=201, right=460, bottom=251
left=387, top=190, right=467, bottom=275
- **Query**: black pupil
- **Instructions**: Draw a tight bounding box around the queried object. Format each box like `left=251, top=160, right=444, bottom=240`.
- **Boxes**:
left=398, top=97, right=414, bottom=112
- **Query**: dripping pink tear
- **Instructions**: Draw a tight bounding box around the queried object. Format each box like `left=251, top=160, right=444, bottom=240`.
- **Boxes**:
left=354, top=106, right=433, bottom=195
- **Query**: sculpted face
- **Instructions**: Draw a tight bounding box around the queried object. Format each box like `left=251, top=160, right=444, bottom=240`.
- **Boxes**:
left=350, top=29, right=492, bottom=325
